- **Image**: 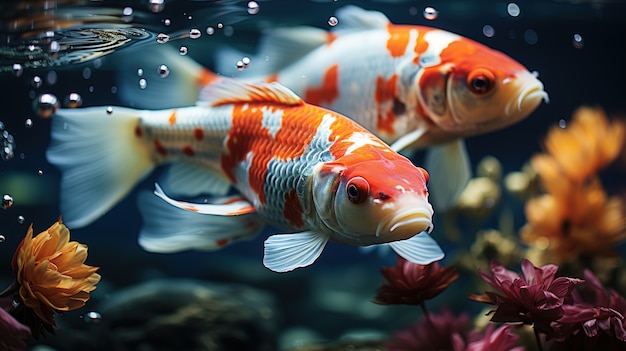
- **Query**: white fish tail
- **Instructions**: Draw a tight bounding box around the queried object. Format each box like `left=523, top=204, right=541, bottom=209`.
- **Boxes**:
left=46, top=106, right=154, bottom=228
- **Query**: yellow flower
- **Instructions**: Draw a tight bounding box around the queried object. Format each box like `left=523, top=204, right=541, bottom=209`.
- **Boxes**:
left=11, top=219, right=100, bottom=327
left=521, top=107, right=626, bottom=262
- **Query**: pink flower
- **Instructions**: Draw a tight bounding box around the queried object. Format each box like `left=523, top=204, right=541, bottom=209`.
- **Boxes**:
left=551, top=269, right=626, bottom=349
left=374, top=256, right=458, bottom=306
left=453, top=324, right=525, bottom=351
left=470, top=259, right=583, bottom=336
left=0, top=299, right=31, bottom=351
left=387, top=308, right=471, bottom=351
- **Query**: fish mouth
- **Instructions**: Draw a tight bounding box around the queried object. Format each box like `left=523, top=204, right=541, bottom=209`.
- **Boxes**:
left=505, top=77, right=550, bottom=117
left=376, top=206, right=433, bottom=240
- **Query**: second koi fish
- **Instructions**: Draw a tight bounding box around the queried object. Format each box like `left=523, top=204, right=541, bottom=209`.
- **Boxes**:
left=46, top=79, right=443, bottom=272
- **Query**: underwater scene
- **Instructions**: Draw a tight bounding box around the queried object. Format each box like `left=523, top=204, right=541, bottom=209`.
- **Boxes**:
left=1, top=0, right=626, bottom=350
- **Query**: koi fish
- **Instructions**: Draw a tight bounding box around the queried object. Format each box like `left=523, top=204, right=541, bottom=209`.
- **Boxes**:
left=113, top=5, right=548, bottom=211
left=46, top=79, right=443, bottom=272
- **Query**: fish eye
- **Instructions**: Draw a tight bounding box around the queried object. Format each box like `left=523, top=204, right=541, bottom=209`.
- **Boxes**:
left=418, top=167, right=429, bottom=184
left=467, top=68, right=495, bottom=95
left=346, top=176, right=369, bottom=205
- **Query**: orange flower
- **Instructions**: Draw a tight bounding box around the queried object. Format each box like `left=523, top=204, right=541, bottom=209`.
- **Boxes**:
left=521, top=107, right=626, bottom=262
left=11, top=219, right=100, bottom=328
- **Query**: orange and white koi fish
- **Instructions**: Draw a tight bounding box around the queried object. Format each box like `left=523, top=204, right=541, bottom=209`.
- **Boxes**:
left=46, top=79, right=443, bottom=272
left=114, top=6, right=548, bottom=211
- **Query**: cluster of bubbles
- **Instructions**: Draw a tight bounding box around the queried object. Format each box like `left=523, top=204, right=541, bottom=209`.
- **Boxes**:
left=236, top=57, right=251, bottom=71
left=0, top=122, right=16, bottom=161
left=136, top=65, right=170, bottom=89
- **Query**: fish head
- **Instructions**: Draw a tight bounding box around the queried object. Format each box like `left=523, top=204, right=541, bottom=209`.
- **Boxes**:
left=312, top=152, right=433, bottom=245
left=416, top=38, right=548, bottom=138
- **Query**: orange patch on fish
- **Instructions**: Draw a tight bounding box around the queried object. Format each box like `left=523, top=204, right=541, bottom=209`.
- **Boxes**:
left=182, top=145, right=194, bottom=157
left=375, top=74, right=399, bottom=135
left=134, top=126, right=143, bottom=138
left=265, top=73, right=279, bottom=83
left=386, top=24, right=410, bottom=58
left=283, top=188, right=304, bottom=227
left=154, top=139, right=167, bottom=156
left=326, top=32, right=337, bottom=46
left=197, top=68, right=220, bottom=86
left=412, top=33, right=430, bottom=64
left=168, top=110, right=177, bottom=125
left=194, top=128, right=204, bottom=141
left=221, top=104, right=327, bottom=204
left=304, top=64, right=339, bottom=106
left=215, top=238, right=230, bottom=247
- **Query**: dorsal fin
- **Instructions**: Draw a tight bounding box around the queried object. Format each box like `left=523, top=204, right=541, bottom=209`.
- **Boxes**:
left=333, top=5, right=390, bottom=32
left=198, top=78, right=304, bottom=107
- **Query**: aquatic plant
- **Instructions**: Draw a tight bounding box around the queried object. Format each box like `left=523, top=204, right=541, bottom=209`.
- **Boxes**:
left=0, top=219, right=100, bottom=339
left=521, top=107, right=626, bottom=263
left=470, top=259, right=584, bottom=341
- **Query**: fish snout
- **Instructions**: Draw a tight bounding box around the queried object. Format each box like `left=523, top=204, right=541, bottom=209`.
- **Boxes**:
left=376, top=196, right=434, bottom=241
left=505, top=72, right=549, bottom=117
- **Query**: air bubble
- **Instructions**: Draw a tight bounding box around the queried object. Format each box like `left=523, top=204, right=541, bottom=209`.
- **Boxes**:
left=206, top=27, right=215, bottom=35
left=25, top=119, right=33, bottom=128
left=559, top=119, right=567, bottom=128
left=179, top=46, right=188, bottom=55
left=217, top=23, right=224, bottom=29
left=50, top=41, right=60, bottom=53
left=507, top=3, right=520, bottom=17
left=156, top=33, right=170, bottom=44
left=37, top=169, right=43, bottom=176
left=163, top=18, right=171, bottom=26
left=482, top=25, right=495, bottom=38
left=327, top=16, right=338, bottom=27
left=148, top=0, right=165, bottom=13
left=2, top=194, right=14, bottom=209
left=139, top=78, right=147, bottom=89
left=189, top=28, right=201, bottom=39
left=17, top=215, right=25, bottom=224
left=242, top=56, right=251, bottom=67
left=0, top=122, right=15, bottom=161
left=236, top=60, right=245, bottom=71
left=137, top=68, right=144, bottom=77
left=158, top=64, right=169, bottom=78
left=32, top=76, right=42, bottom=88
left=12, top=63, right=23, bottom=77
left=65, top=93, right=83, bottom=108
left=0, top=235, right=4, bottom=243
left=106, top=106, right=113, bottom=114
left=34, top=93, right=59, bottom=118
left=122, top=7, right=134, bottom=22
left=572, top=34, right=584, bottom=49
left=423, top=7, right=438, bottom=20
left=523, top=29, right=538, bottom=45
left=47, top=70, right=58, bottom=85
left=82, top=67, right=92, bottom=80
left=83, top=311, right=102, bottom=324
left=247, top=1, right=260, bottom=15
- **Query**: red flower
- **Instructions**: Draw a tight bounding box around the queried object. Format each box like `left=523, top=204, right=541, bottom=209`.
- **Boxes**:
left=552, top=269, right=626, bottom=349
left=470, top=259, right=583, bottom=337
left=0, top=299, right=30, bottom=351
left=387, top=308, right=471, bottom=351
left=374, top=256, right=458, bottom=305
left=453, top=324, right=525, bottom=351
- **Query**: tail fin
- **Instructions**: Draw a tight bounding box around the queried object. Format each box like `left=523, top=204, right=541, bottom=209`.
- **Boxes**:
left=109, top=45, right=219, bottom=109
left=46, top=106, right=155, bottom=228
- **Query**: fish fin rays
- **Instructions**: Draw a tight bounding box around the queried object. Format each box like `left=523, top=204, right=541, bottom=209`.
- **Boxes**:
left=389, top=127, right=427, bottom=153
left=46, top=106, right=154, bottom=228
left=263, top=231, right=330, bottom=272
left=215, top=27, right=329, bottom=78
left=154, top=183, right=255, bottom=215
left=161, top=162, right=232, bottom=197
left=333, top=6, right=390, bottom=32
left=388, top=232, right=444, bottom=264
left=137, top=191, right=264, bottom=253
left=107, top=45, right=215, bottom=109
left=199, top=78, right=304, bottom=107
left=425, top=139, right=472, bottom=211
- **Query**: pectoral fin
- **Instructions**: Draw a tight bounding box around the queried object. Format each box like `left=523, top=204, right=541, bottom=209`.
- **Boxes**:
left=425, top=139, right=471, bottom=211
left=388, top=232, right=444, bottom=264
left=263, top=231, right=330, bottom=272
left=154, top=183, right=255, bottom=215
